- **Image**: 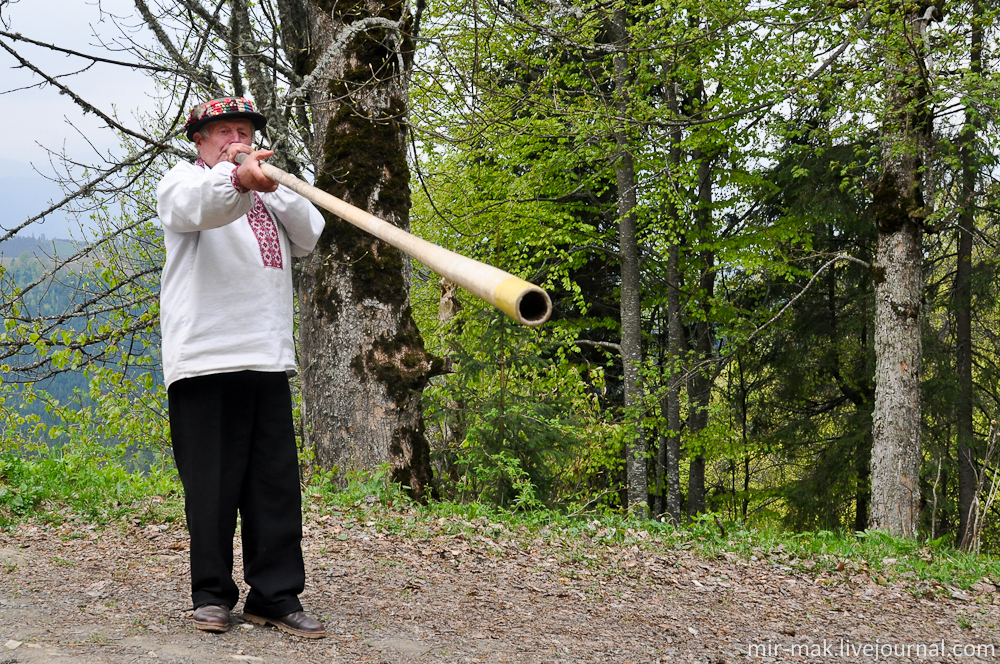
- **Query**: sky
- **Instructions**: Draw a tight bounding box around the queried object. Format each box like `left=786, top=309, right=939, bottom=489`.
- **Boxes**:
left=0, top=0, right=158, bottom=238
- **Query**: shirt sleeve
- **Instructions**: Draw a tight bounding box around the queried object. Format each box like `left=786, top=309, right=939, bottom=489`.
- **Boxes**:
left=157, top=162, right=254, bottom=234
left=260, top=185, right=326, bottom=257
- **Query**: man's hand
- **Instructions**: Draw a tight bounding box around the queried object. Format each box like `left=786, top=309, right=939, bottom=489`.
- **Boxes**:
left=222, top=142, right=253, bottom=164
left=230, top=146, right=279, bottom=193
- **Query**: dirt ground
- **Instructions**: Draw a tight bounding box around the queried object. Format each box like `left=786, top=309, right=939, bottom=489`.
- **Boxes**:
left=1, top=508, right=998, bottom=664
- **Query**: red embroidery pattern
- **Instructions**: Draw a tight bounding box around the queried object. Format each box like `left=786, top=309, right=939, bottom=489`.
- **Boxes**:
left=248, top=194, right=283, bottom=269
left=230, top=167, right=250, bottom=193
left=194, top=158, right=282, bottom=269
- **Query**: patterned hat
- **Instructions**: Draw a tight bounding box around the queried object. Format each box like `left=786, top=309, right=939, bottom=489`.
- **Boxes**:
left=184, top=97, right=267, bottom=140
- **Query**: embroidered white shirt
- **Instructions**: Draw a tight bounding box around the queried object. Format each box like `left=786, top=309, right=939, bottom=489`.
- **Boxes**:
left=156, top=159, right=325, bottom=387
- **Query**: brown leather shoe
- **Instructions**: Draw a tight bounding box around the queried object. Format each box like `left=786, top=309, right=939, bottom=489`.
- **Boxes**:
left=243, top=610, right=327, bottom=639
left=192, top=604, right=230, bottom=632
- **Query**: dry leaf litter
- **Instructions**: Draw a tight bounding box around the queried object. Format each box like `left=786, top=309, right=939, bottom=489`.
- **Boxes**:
left=1, top=507, right=998, bottom=663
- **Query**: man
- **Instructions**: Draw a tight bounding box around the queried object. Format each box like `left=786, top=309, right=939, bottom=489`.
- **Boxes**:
left=156, top=97, right=326, bottom=638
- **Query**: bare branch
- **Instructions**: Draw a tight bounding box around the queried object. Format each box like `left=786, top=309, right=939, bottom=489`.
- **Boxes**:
left=0, top=40, right=172, bottom=149
left=0, top=29, right=177, bottom=72
left=743, top=254, right=871, bottom=349
left=133, top=0, right=226, bottom=96
left=573, top=339, right=622, bottom=353
left=285, top=17, right=405, bottom=103
left=0, top=145, right=167, bottom=243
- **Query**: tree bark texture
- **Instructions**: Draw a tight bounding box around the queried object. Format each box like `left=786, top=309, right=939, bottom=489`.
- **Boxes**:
left=869, top=6, right=932, bottom=537
left=870, top=208, right=922, bottom=536
left=957, top=0, right=982, bottom=549
left=611, top=8, right=647, bottom=516
left=292, top=0, right=438, bottom=497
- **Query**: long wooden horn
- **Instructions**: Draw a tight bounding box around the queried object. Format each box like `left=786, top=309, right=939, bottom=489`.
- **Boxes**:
left=235, top=154, right=552, bottom=327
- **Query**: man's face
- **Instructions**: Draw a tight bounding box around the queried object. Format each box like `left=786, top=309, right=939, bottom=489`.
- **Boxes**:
left=193, top=119, right=254, bottom=167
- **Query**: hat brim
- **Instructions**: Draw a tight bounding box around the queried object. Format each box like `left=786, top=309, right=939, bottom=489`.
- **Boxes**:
left=186, top=111, right=267, bottom=141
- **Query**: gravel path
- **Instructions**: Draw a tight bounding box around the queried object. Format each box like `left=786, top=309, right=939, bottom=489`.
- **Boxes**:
left=1, top=511, right=998, bottom=663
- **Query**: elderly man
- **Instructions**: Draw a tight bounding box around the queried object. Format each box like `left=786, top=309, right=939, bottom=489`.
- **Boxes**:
left=157, top=97, right=326, bottom=638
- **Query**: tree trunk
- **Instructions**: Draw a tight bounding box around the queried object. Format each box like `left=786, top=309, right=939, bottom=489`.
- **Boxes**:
left=957, top=0, right=983, bottom=550
left=686, top=370, right=708, bottom=517
left=663, top=70, right=684, bottom=525
left=611, top=7, right=647, bottom=516
left=655, top=271, right=682, bottom=524
left=686, top=154, right=714, bottom=519
left=290, top=0, right=438, bottom=497
left=855, top=455, right=870, bottom=532
left=870, top=190, right=922, bottom=536
left=869, top=6, right=932, bottom=537
left=654, top=310, right=667, bottom=517
left=664, top=243, right=683, bottom=523
left=654, top=403, right=667, bottom=516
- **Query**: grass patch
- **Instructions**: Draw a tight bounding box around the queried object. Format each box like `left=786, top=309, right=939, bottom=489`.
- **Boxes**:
left=0, top=439, right=181, bottom=529
left=5, top=448, right=1000, bottom=595
left=302, top=468, right=1000, bottom=594
left=672, top=515, right=1000, bottom=593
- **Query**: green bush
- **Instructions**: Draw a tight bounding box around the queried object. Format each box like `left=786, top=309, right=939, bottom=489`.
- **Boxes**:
left=0, top=379, right=178, bottom=528
left=0, top=437, right=180, bottom=528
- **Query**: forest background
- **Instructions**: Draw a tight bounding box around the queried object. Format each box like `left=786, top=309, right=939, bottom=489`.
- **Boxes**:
left=0, top=0, right=999, bottom=555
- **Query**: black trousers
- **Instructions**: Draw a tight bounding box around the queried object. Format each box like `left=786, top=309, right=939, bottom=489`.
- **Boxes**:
left=168, top=371, right=304, bottom=618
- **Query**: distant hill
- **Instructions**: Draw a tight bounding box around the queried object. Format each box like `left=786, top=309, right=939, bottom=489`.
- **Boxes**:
left=1, top=229, right=162, bottom=432
left=0, top=234, right=77, bottom=265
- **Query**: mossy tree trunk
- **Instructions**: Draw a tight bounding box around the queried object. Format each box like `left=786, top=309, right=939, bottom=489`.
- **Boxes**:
left=282, top=0, right=438, bottom=497
left=869, top=4, right=933, bottom=537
